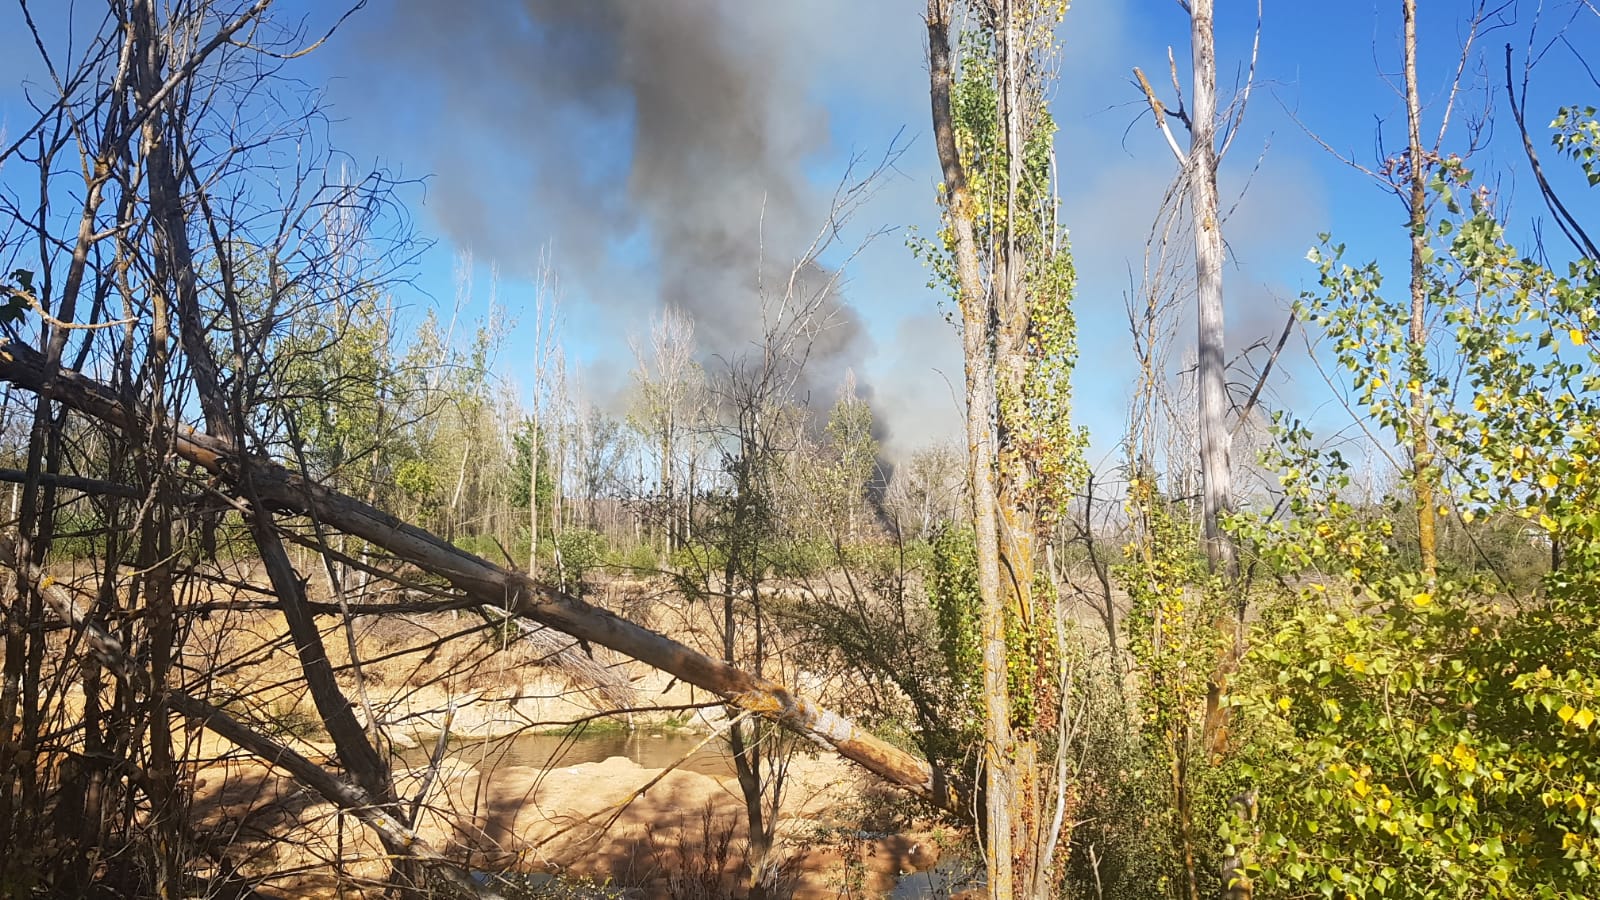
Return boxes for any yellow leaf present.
[1539,472,1559,490]
[1512,445,1527,461]
[1412,591,1433,608]
[1278,696,1293,712]
[1575,708,1596,730]
[1571,328,1587,346]
[1558,704,1577,724]
[1462,509,1476,524]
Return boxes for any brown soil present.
[189,747,958,898]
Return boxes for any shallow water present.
[395,728,735,777]
[886,856,984,899]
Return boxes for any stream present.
[396,728,732,776]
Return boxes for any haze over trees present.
[0,2,1596,899]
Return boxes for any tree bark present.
[1190,0,1236,577]
[1403,0,1438,582]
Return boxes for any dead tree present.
[1132,0,1259,576]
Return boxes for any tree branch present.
[1133,66,1189,164]
[1504,43,1598,260]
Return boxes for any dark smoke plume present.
[360,0,874,404]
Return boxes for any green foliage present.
[1228,141,1600,898]
[272,277,403,485]
[765,537,833,580]
[553,528,607,597]
[803,385,881,541]
[1062,693,1181,900]
[451,532,510,564]
[606,542,661,572]
[920,523,1056,746]
[1109,476,1244,895]
[928,527,982,723]
[1552,106,1600,186]
[1001,569,1058,730]
[1234,581,1600,899]
[666,543,728,595]
[1,268,34,327]
[1013,248,1092,526]
[911,29,1090,526]
[782,533,983,789]
[510,420,558,530]
[1119,477,1229,743]
[1232,414,1395,583]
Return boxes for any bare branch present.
[1504,43,1599,260]
[1133,66,1189,164]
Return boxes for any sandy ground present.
[40,566,970,897]
[189,745,962,898]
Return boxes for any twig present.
[1229,305,1298,436]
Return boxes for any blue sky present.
[2,0,1595,472]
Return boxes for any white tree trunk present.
[1190,0,1236,575]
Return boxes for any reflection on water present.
[395,728,735,777]
[888,856,984,899]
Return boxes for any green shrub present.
[1232,581,1600,899]
[553,528,607,596]
[765,537,832,579]
[606,542,660,573]
[667,544,727,580]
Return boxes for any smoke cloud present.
[358,0,874,408]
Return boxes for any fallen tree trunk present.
[0,338,941,804]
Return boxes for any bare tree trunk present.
[449,440,471,542]
[927,4,1015,896]
[1190,0,1236,577]
[1403,0,1438,582]
[529,417,541,575]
